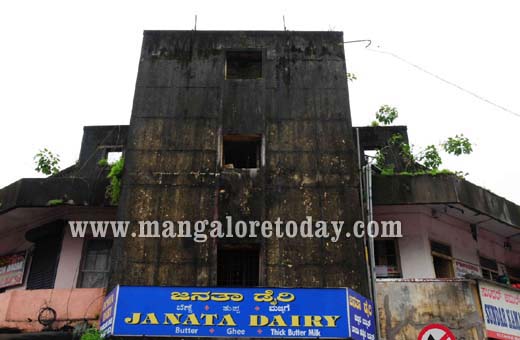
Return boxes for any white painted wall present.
[375,205,520,279]
[54,228,84,288]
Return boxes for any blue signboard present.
[100,286,375,339]
[346,288,376,340]
[99,285,119,336]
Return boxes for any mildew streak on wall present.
[377,280,484,340]
[110,31,368,296]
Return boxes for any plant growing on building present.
[442,134,473,156]
[375,105,398,125]
[97,158,109,167]
[417,145,442,170]
[375,133,472,176]
[372,107,472,176]
[33,148,61,175]
[346,72,357,82]
[80,327,103,340]
[105,157,124,205]
[47,199,64,206]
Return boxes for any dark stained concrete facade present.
[110,31,369,295]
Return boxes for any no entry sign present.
[417,324,456,340]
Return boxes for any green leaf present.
[375,105,398,125]
[106,157,125,205]
[442,134,473,156]
[33,148,61,175]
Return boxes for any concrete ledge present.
[373,174,520,228]
[353,125,409,150]
[0,177,109,214]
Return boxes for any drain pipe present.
[356,128,366,226]
[356,129,380,339]
[364,163,381,340]
[356,128,373,301]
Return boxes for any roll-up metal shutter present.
[26,222,64,290]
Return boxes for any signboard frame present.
[453,259,481,278]
[478,279,520,340]
[0,251,28,289]
[100,286,375,340]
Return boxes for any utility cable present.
[367,46,520,119]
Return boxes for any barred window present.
[480,256,499,281]
[217,245,259,287]
[78,239,113,288]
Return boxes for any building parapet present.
[373,174,520,229]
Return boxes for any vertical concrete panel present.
[54,228,84,289]
[111,31,368,296]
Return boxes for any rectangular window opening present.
[433,255,454,278]
[374,239,401,278]
[431,240,452,257]
[507,266,520,284]
[107,151,123,164]
[78,238,113,288]
[103,146,123,164]
[217,245,260,287]
[364,150,378,160]
[430,240,453,278]
[225,51,262,79]
[223,134,261,169]
[480,256,499,280]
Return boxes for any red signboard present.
[0,251,27,289]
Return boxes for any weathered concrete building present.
[371,175,520,340]
[0,30,519,340]
[0,126,127,335]
[356,127,520,340]
[109,31,369,293]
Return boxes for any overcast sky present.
[1,0,518,204]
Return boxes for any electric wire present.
[366,46,520,119]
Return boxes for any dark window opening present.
[433,255,454,278]
[507,266,520,284]
[217,245,259,287]
[225,51,262,79]
[431,241,452,257]
[26,228,63,290]
[223,134,261,169]
[374,239,401,278]
[431,240,453,278]
[480,256,499,281]
[482,268,499,281]
[479,256,498,271]
[78,239,113,288]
